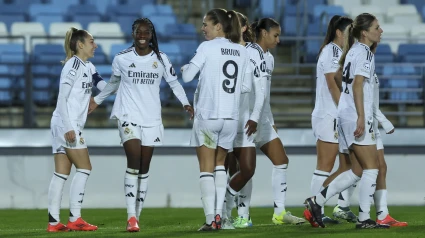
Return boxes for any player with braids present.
[47,27,102,232]
[89,17,193,232]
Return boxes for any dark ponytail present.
[318,16,353,58]
[251,18,279,42]
[205,8,241,43]
[237,12,255,42]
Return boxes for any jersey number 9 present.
[222,60,238,94]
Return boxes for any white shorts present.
[233,130,256,148]
[51,116,87,154]
[254,121,279,148]
[312,115,338,143]
[338,116,376,153]
[117,120,164,146]
[376,129,383,150]
[190,118,238,150]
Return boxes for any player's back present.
[193,37,250,120]
[313,43,342,118]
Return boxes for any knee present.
[378,160,387,175]
[241,166,255,181]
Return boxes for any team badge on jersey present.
[152,62,158,69]
[79,137,85,145]
[68,69,76,77]
[124,127,132,135]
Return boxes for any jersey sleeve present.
[60,61,80,86]
[111,55,122,77]
[161,53,178,83]
[322,48,340,74]
[88,62,106,90]
[354,50,372,79]
[248,49,267,122]
[189,42,206,69]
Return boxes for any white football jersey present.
[52,56,95,125]
[338,42,375,120]
[110,47,181,126]
[246,43,274,125]
[312,43,342,118]
[190,37,251,120]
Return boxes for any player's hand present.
[180,64,189,73]
[88,97,98,114]
[245,120,257,136]
[272,125,278,132]
[354,116,365,138]
[387,128,394,134]
[184,105,194,120]
[64,130,76,143]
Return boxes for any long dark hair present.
[339,13,377,67]
[131,17,165,68]
[251,18,280,42]
[237,12,255,42]
[317,15,349,57]
[205,8,241,43]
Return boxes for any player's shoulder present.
[247,43,264,60]
[351,43,372,58]
[63,56,85,71]
[115,46,134,58]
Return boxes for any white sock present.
[358,169,378,222]
[124,168,139,220]
[316,170,360,207]
[223,175,233,219]
[311,170,329,215]
[237,178,252,219]
[200,172,215,224]
[214,166,227,218]
[338,182,357,208]
[136,173,149,221]
[374,189,389,220]
[272,164,287,215]
[48,172,68,225]
[69,169,90,222]
[225,185,237,219]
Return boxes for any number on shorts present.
[368,120,373,133]
[342,62,353,94]
[222,60,239,94]
[121,121,129,127]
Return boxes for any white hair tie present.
[228,14,231,18]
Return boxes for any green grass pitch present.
[0,206,424,237]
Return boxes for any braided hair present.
[131,18,165,68]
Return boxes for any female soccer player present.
[304,13,389,229]
[89,18,193,232]
[181,8,252,231]
[242,18,305,225]
[310,15,357,224]
[47,27,101,232]
[370,44,407,227]
[223,12,258,230]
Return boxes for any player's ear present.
[215,23,222,32]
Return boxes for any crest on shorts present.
[124,127,132,135]
[334,132,339,140]
[79,137,85,145]
[371,132,375,141]
[152,61,158,69]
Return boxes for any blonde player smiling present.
[47,27,101,232]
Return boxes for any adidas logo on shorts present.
[154,137,160,142]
